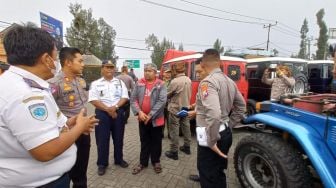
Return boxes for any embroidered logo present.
[201,83,209,99]
[29,103,48,121]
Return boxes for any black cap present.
[102,60,115,67]
[0,62,9,70]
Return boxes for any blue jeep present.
[234,96,336,188]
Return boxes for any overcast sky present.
[0,0,335,66]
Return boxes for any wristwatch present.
[115,104,119,110]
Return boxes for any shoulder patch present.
[23,96,44,103]
[201,83,209,99]
[29,103,48,121]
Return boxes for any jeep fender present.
[245,112,336,188]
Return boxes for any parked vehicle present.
[246,57,309,115]
[308,60,333,93]
[235,94,336,188]
[161,53,248,103]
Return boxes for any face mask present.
[47,56,61,76]
[52,60,62,76]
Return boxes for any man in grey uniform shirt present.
[49,47,90,188]
[117,65,135,124]
[196,49,246,188]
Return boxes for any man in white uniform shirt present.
[89,60,129,176]
[0,25,98,187]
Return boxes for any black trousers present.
[69,134,91,188]
[123,101,131,123]
[95,109,125,166]
[197,128,232,188]
[139,122,163,166]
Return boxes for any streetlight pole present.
[264,22,278,51]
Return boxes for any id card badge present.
[196,127,208,147]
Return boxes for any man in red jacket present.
[130,63,167,175]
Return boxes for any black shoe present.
[115,160,129,168]
[189,174,200,182]
[179,145,191,155]
[165,151,178,160]
[98,166,106,176]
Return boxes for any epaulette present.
[23,78,45,90]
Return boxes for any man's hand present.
[138,111,149,122]
[264,68,269,75]
[144,114,152,124]
[188,110,196,119]
[66,115,77,128]
[106,106,117,117]
[210,143,227,158]
[76,109,99,134]
[111,111,118,119]
[276,70,284,77]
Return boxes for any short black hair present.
[3,24,56,66]
[195,58,202,65]
[202,49,220,63]
[59,47,82,66]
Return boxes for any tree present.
[145,34,175,67]
[66,3,117,61]
[315,9,328,60]
[97,18,117,60]
[272,49,279,56]
[213,39,224,54]
[178,43,184,51]
[298,18,309,59]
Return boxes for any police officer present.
[0,25,98,187]
[196,49,246,188]
[117,65,135,124]
[89,60,129,176]
[49,47,90,188]
[165,61,192,160]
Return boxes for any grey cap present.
[144,63,157,71]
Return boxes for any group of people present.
[129,49,247,188]
[0,24,246,188]
[1,23,335,188]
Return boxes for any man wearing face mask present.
[0,25,99,187]
[49,47,90,188]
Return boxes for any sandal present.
[132,164,146,175]
[153,163,162,174]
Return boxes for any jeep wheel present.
[234,133,312,188]
[293,74,308,94]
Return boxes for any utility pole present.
[306,36,314,60]
[264,22,278,51]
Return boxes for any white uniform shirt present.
[88,77,129,106]
[0,66,76,187]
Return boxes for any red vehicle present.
[160,52,248,104]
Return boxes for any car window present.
[247,65,258,79]
[227,65,241,81]
[191,60,197,81]
[309,68,320,79]
[322,64,332,79]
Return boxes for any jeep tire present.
[293,73,308,94]
[234,133,312,188]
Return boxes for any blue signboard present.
[40,12,63,49]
